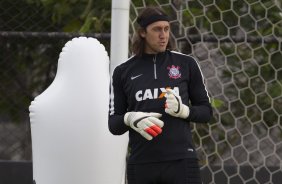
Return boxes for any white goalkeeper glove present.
[165,89,190,119]
[124,112,164,140]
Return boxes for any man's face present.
[141,21,170,54]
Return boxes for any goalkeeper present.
[108,6,212,184]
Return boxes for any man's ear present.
[139,29,146,38]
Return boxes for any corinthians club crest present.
[167,65,181,79]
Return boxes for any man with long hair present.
[109,6,212,184]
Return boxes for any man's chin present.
[158,48,167,52]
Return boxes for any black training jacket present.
[108,50,212,164]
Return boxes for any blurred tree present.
[0,0,112,123]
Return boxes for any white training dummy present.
[29,37,128,184]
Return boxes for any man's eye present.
[152,27,169,32]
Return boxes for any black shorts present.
[127,158,202,184]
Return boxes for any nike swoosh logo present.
[131,74,143,80]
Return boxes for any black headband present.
[137,14,169,28]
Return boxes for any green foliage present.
[211,98,224,108]
[187,1,203,16]
[182,10,194,27]
[0,0,112,123]
[26,0,111,33]
[215,0,231,11]
[0,38,64,122]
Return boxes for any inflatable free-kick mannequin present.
[29,37,128,184]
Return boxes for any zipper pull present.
[153,55,157,79]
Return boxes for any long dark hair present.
[131,6,175,57]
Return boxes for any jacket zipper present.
[153,55,157,79]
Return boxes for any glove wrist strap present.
[180,105,190,119]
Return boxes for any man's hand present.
[165,89,189,119]
[124,112,164,140]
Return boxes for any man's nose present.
[159,30,165,38]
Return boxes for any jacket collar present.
[141,50,168,60]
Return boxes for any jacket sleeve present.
[108,66,129,135]
[187,58,213,123]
